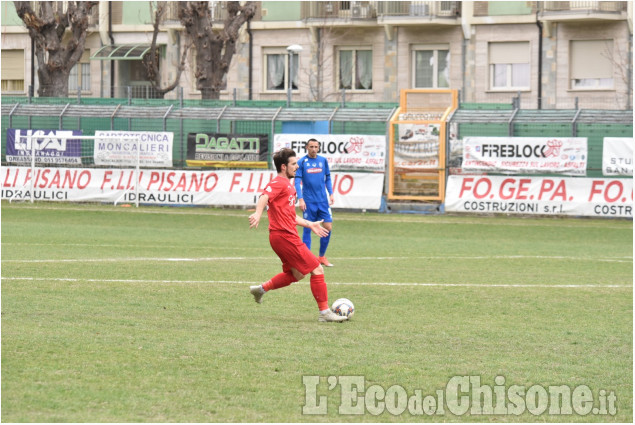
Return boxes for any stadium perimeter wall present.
[1,97,632,218]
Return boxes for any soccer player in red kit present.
[248,148,348,322]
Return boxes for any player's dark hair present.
[306,138,319,146]
[273,148,296,172]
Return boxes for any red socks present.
[262,272,329,312]
[310,274,329,311]
[262,271,296,292]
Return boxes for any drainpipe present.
[247,20,253,100]
[109,1,115,98]
[628,35,632,109]
[30,37,35,97]
[536,11,543,110]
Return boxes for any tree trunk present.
[14,1,97,98]
[179,1,256,100]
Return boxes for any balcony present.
[301,1,460,21]
[540,1,629,22]
[163,2,232,24]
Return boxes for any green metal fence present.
[2,96,632,178]
[450,106,633,178]
[1,97,396,168]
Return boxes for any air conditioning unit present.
[410,4,429,16]
[439,1,457,15]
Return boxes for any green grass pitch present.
[1,201,632,422]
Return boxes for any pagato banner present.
[603,137,633,176]
[394,123,440,170]
[273,134,385,172]
[445,175,632,218]
[6,129,83,165]
[186,133,269,168]
[94,130,173,167]
[463,137,587,175]
[1,166,384,210]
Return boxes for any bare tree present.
[143,2,190,98]
[178,1,256,99]
[305,26,357,102]
[14,1,97,97]
[601,40,633,108]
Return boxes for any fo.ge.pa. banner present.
[186,133,269,169]
[94,130,173,167]
[462,137,587,175]
[445,175,632,218]
[603,137,633,176]
[6,129,83,165]
[273,134,385,171]
[1,166,384,209]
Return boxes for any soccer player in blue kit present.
[295,138,335,267]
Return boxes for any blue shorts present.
[303,201,332,223]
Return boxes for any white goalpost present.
[8,133,143,207]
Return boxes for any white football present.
[331,298,355,318]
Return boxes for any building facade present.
[1,1,632,109]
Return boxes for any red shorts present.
[269,230,320,276]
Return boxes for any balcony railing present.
[164,2,229,23]
[301,1,460,20]
[543,1,628,13]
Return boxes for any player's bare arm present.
[249,194,269,229]
[296,216,329,238]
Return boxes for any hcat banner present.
[1,166,385,210]
[445,175,632,218]
[462,137,587,175]
[603,137,633,176]
[273,134,385,172]
[6,129,83,165]
[94,130,173,167]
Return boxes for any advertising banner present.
[6,129,83,165]
[445,175,632,218]
[462,137,587,175]
[94,130,173,167]
[1,166,384,210]
[394,123,440,170]
[273,134,385,172]
[603,137,633,176]
[186,133,269,168]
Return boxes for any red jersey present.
[262,176,298,235]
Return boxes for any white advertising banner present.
[463,137,587,175]
[445,175,632,218]
[94,130,173,167]
[603,137,633,176]
[395,123,441,170]
[273,134,385,171]
[1,167,385,210]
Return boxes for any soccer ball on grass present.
[331,298,355,318]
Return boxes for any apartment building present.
[1,1,632,109]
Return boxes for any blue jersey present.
[294,155,333,205]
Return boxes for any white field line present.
[2,203,631,230]
[1,276,630,289]
[2,242,265,250]
[2,255,632,264]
